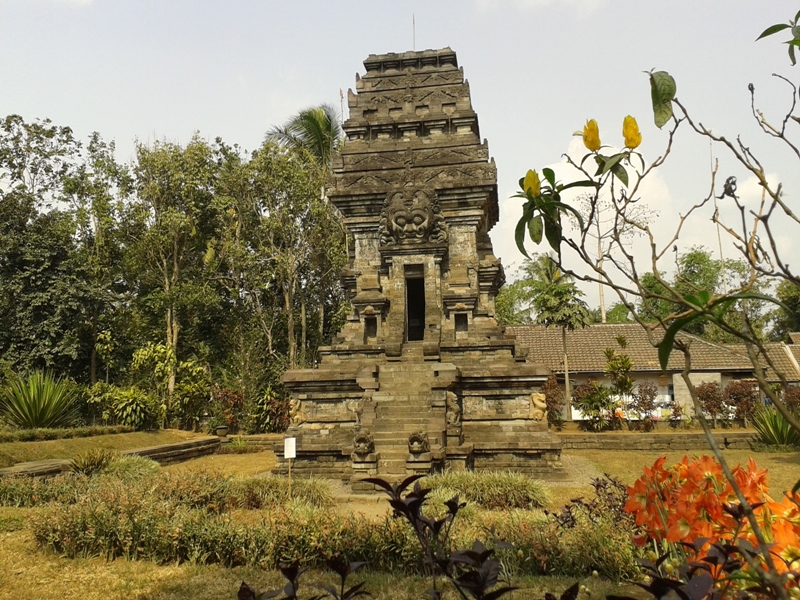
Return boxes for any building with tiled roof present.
[724,341,800,384]
[505,323,796,420]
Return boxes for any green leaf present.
[542,168,556,187]
[791,43,797,66]
[548,199,585,230]
[559,180,598,191]
[787,39,800,47]
[515,213,531,258]
[757,23,791,40]
[518,177,526,190]
[658,313,702,371]
[593,159,605,177]
[610,163,629,187]
[593,152,625,175]
[528,214,544,244]
[649,71,677,129]
[544,220,562,254]
[713,291,790,312]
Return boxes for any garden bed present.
[0,429,203,469]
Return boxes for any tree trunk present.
[597,222,606,323]
[319,301,325,340]
[300,294,307,366]
[563,326,573,421]
[89,313,98,386]
[285,284,296,368]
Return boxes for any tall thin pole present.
[563,326,573,421]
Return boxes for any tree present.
[526,254,591,420]
[125,136,220,405]
[63,133,131,384]
[770,279,800,341]
[247,142,344,367]
[0,115,92,377]
[606,302,632,323]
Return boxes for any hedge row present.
[0,425,135,444]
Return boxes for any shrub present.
[696,381,727,427]
[209,387,244,433]
[724,379,760,425]
[420,470,550,509]
[784,386,800,414]
[542,374,565,429]
[100,455,161,480]
[0,371,80,429]
[751,405,800,447]
[0,424,134,443]
[70,448,116,475]
[572,380,614,431]
[217,436,264,454]
[113,387,159,430]
[0,474,87,507]
[243,386,290,434]
[232,476,333,509]
[629,380,658,430]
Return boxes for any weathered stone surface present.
[274,48,563,486]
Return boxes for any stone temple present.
[274,48,563,488]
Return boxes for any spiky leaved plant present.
[752,406,800,447]
[0,371,79,429]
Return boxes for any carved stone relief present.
[378,188,448,245]
[408,431,430,454]
[353,431,375,455]
[446,391,461,425]
[529,392,547,421]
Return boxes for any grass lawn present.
[1,439,797,599]
[163,448,276,477]
[546,448,800,510]
[0,429,204,468]
[0,507,632,600]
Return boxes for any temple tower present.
[275,49,563,486]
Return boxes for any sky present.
[1,0,797,308]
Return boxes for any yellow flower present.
[622,115,642,149]
[583,119,601,152]
[523,169,541,196]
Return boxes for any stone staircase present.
[370,359,445,478]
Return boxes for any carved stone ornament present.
[289,398,304,426]
[408,430,430,454]
[529,392,547,421]
[353,431,375,455]
[446,391,461,425]
[379,188,448,245]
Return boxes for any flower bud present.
[622,115,642,149]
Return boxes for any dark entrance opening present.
[406,277,426,341]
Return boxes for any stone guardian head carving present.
[379,188,447,245]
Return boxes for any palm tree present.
[525,254,591,421]
[265,104,343,177]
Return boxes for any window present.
[455,313,468,333]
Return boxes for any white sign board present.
[284,437,296,459]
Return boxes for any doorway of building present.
[406,271,425,342]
